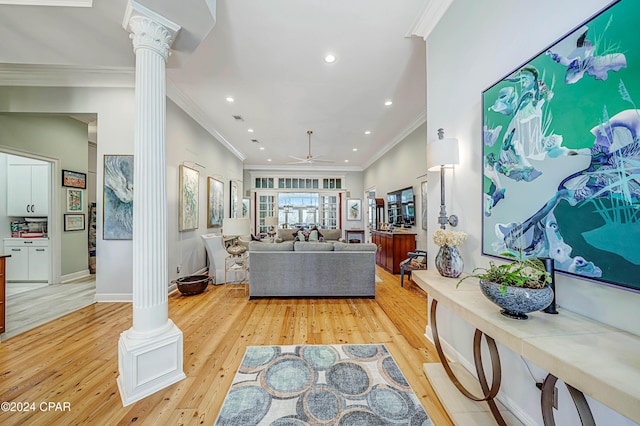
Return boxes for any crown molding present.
[406,0,453,40]
[166,78,246,162]
[0,0,91,6]
[363,110,426,170]
[0,63,134,87]
[243,163,363,173]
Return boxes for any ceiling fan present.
[288,130,334,164]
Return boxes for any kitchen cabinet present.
[6,155,50,217]
[371,230,416,274]
[3,238,49,282]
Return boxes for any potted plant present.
[458,253,554,320]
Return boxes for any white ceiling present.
[0,0,431,171]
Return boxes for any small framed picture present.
[67,188,83,212]
[64,213,85,231]
[62,169,87,189]
[347,199,362,221]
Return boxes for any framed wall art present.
[242,198,250,218]
[347,199,362,221]
[179,165,199,231]
[66,188,83,212]
[481,0,640,292]
[103,155,133,240]
[64,213,85,231]
[421,180,428,231]
[230,180,239,218]
[207,177,224,228]
[62,169,86,189]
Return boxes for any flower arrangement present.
[432,229,467,247]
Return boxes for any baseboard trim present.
[95,293,132,302]
[61,270,91,283]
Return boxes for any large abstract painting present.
[179,165,199,231]
[103,155,133,240]
[482,0,640,292]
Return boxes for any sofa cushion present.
[249,241,294,251]
[321,229,342,241]
[294,241,334,251]
[333,242,377,252]
[276,229,296,242]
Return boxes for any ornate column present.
[117,1,184,406]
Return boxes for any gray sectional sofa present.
[248,241,377,299]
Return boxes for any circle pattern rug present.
[215,344,432,425]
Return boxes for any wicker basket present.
[173,274,211,296]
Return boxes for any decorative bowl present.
[173,274,211,296]
[480,279,554,320]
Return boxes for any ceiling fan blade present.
[288,155,307,161]
[309,158,335,163]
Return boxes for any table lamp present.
[223,218,250,256]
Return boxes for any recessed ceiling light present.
[267,158,272,162]
[324,54,336,63]
[226,97,235,103]
[344,159,349,163]
[248,128,254,133]
[384,100,393,106]
[352,148,358,152]
[364,131,371,135]
[259,147,265,150]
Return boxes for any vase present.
[435,245,464,278]
[479,279,554,320]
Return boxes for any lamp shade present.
[427,137,460,171]
[223,218,250,236]
[264,216,278,228]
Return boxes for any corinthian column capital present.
[123,0,181,61]
[128,17,174,60]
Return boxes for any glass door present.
[257,192,276,234]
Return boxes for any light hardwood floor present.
[0,267,452,425]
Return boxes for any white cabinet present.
[6,155,50,217]
[3,239,50,282]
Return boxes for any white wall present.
[364,123,428,248]
[0,86,243,300]
[426,1,639,425]
[166,100,244,277]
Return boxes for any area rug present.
[214,344,431,425]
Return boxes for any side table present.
[224,255,249,284]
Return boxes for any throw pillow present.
[308,229,319,241]
[297,230,307,241]
[310,226,323,239]
[251,234,262,241]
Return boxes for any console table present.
[412,269,640,425]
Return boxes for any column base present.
[117,319,186,406]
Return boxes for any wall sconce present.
[427,128,460,229]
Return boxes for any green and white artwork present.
[482,0,640,292]
[179,165,199,231]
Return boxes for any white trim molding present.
[406,0,454,40]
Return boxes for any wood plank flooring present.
[0,266,452,425]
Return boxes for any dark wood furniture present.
[0,255,9,334]
[370,230,416,274]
